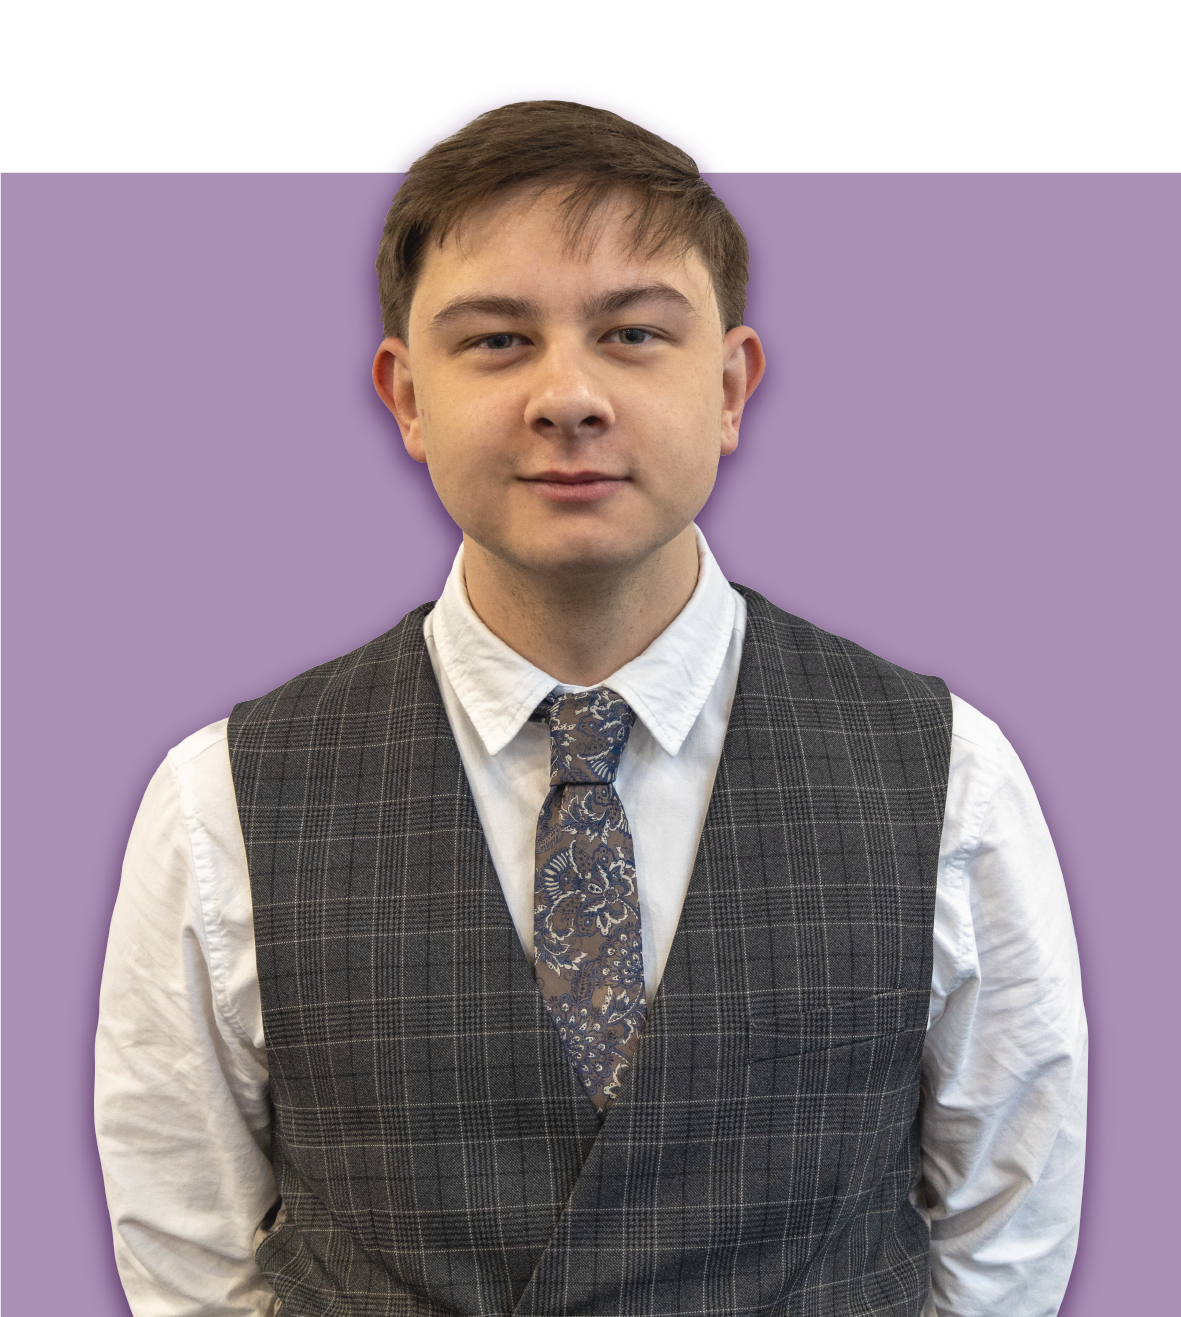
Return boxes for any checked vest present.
[228,588,952,1317]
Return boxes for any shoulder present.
[949,692,1006,758]
[130,718,232,832]
[228,602,437,729]
[732,585,950,707]
[167,716,231,771]
[159,718,244,849]
[947,693,1031,800]
[943,694,1042,865]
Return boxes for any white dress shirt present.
[95,529,1087,1317]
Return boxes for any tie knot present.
[540,688,636,784]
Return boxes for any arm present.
[95,722,279,1316]
[921,697,1087,1317]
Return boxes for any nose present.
[524,343,615,440]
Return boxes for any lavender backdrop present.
[3,174,1177,1313]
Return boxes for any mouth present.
[519,470,629,504]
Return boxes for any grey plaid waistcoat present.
[228,588,952,1317]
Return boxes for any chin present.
[473,524,631,576]
[510,528,657,579]
[466,507,690,582]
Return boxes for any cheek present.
[639,378,724,473]
[421,390,502,474]
[417,392,522,528]
[648,355,721,421]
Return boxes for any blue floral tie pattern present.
[533,688,647,1111]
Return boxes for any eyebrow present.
[580,283,697,320]
[429,282,697,331]
[430,295,540,328]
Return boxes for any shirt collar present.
[430,526,737,758]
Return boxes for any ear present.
[719,326,766,456]
[372,337,426,464]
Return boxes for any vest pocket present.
[731,989,928,1258]
[745,988,927,1065]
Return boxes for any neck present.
[461,527,700,686]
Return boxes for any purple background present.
[3,174,1178,1313]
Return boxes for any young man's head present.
[372,101,764,591]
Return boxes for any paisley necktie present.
[532,688,647,1111]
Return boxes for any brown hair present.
[376,101,749,340]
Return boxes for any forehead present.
[412,187,714,314]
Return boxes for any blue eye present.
[483,333,517,350]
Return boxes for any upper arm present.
[922,698,1087,1316]
[95,729,278,1316]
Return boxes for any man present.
[95,102,1086,1317]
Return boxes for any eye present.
[608,327,654,345]
[476,332,526,351]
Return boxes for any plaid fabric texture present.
[228,587,952,1317]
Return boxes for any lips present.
[520,471,628,503]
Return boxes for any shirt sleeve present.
[921,697,1087,1317]
[95,723,279,1317]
